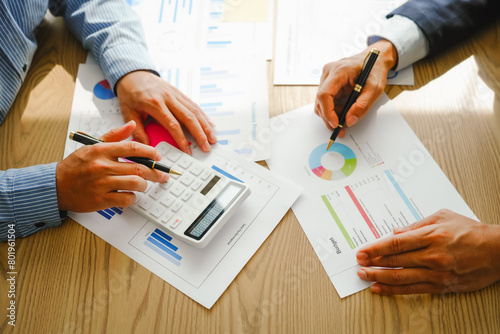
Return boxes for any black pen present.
[69,131,182,175]
[326,48,380,150]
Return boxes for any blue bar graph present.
[173,0,179,23]
[218,139,229,145]
[200,102,223,108]
[144,229,182,266]
[159,0,193,24]
[97,207,124,220]
[201,69,229,76]
[234,148,253,155]
[201,88,223,94]
[207,41,232,48]
[215,129,240,136]
[159,0,166,23]
[384,170,422,221]
[206,111,234,117]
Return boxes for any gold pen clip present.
[360,48,380,71]
[76,131,103,142]
[361,51,371,71]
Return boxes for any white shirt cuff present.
[367,15,429,71]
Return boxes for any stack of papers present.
[266,95,476,297]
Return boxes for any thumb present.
[100,120,136,142]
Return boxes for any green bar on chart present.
[321,195,356,249]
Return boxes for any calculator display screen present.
[185,183,244,240]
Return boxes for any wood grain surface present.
[1,12,499,334]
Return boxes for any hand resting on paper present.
[56,121,168,212]
[356,209,500,295]
[315,39,397,137]
[116,71,217,155]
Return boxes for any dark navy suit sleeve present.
[388,0,500,56]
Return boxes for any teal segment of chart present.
[93,80,115,100]
[309,143,357,180]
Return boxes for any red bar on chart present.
[345,186,381,239]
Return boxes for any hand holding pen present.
[326,48,379,149]
[315,40,398,142]
[56,121,170,212]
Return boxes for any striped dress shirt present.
[0,0,156,241]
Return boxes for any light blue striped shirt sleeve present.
[0,163,65,242]
[1,0,157,241]
[51,0,158,92]
[367,15,430,71]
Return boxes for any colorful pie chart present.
[309,143,357,180]
[93,80,115,100]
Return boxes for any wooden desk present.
[1,13,500,334]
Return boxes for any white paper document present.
[121,0,273,64]
[266,95,476,298]
[64,67,301,308]
[74,60,271,161]
[274,0,414,85]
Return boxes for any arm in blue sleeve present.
[49,0,158,92]
[388,0,500,56]
[0,163,66,241]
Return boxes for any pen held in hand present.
[326,48,380,150]
[69,131,181,175]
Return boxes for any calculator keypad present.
[131,142,223,231]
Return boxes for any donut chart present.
[93,80,115,100]
[309,143,357,180]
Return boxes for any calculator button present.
[137,197,154,211]
[200,170,212,180]
[150,204,165,218]
[160,180,173,189]
[191,193,209,210]
[191,180,203,191]
[167,150,182,162]
[157,143,171,155]
[181,191,192,201]
[149,186,165,200]
[180,174,194,186]
[144,182,153,193]
[160,212,173,225]
[134,192,143,202]
[189,164,203,176]
[169,172,181,180]
[171,201,183,212]
[170,184,185,197]
[170,217,182,229]
[178,156,192,169]
[160,195,175,207]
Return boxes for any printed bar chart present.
[143,228,183,266]
[97,207,123,220]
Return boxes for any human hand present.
[56,121,168,212]
[356,209,500,295]
[116,70,217,154]
[315,39,397,137]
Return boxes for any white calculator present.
[131,142,250,248]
